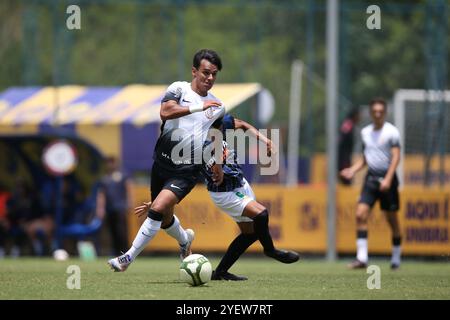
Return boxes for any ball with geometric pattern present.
[179,254,212,286]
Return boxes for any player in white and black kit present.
[340,98,402,270]
[108,49,225,271]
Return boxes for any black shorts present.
[150,162,199,203]
[358,173,400,211]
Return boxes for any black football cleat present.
[347,259,367,269]
[211,270,248,281]
[391,263,400,270]
[264,249,300,264]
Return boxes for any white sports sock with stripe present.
[125,217,162,260]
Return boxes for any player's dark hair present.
[193,49,222,71]
[369,97,387,111]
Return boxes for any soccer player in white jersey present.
[108,49,225,271]
[340,98,402,270]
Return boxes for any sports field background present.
[1,257,449,300]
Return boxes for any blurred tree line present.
[0,0,448,153]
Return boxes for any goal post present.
[393,89,450,186]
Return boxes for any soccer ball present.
[179,254,212,286]
[53,249,69,261]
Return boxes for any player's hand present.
[379,178,391,192]
[340,168,354,180]
[203,100,222,110]
[211,163,224,186]
[134,201,152,218]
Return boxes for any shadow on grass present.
[143,280,184,284]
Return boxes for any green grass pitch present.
[1,257,449,300]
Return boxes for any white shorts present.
[208,178,255,223]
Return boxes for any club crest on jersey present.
[204,107,215,119]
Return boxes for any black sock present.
[357,230,368,239]
[253,210,275,252]
[216,233,257,273]
[392,236,402,246]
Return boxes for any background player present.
[338,108,360,185]
[340,98,402,270]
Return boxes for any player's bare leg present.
[349,203,370,269]
[242,201,299,264]
[385,210,402,270]
[108,190,178,272]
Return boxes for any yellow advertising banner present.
[128,185,327,253]
[128,184,450,256]
[397,188,450,255]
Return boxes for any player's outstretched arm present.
[340,156,366,180]
[234,117,275,156]
[160,100,222,121]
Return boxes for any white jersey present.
[154,81,225,171]
[361,121,401,175]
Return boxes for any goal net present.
[393,89,450,187]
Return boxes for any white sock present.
[164,215,188,246]
[125,217,162,260]
[391,245,401,265]
[356,238,368,263]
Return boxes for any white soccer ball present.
[53,249,69,261]
[179,254,212,286]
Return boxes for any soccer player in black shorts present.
[108,49,225,271]
[340,98,402,270]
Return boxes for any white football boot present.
[179,229,195,261]
[108,253,132,272]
